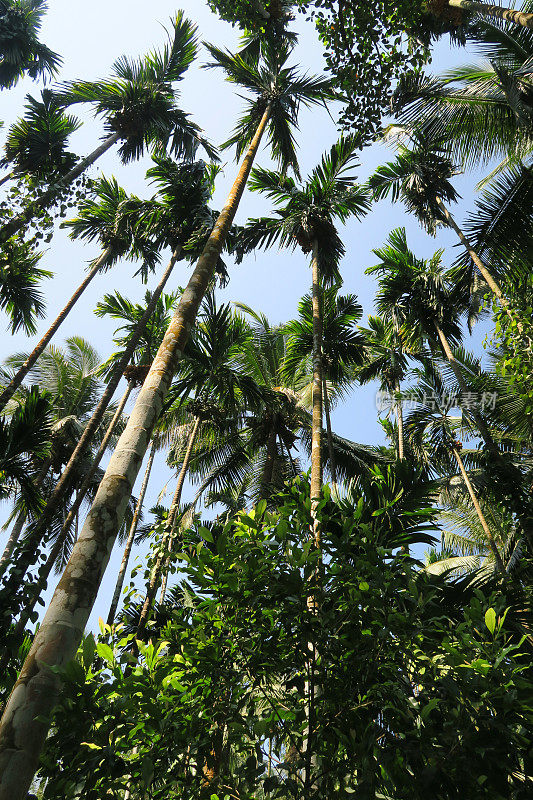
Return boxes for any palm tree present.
[0,237,50,335]
[0,12,213,243]
[358,316,419,462]
[369,128,509,305]
[0,90,80,186]
[0,39,332,789]
[0,0,60,89]
[0,176,159,413]
[241,137,371,542]
[283,288,365,483]
[404,361,506,573]
[444,1,533,30]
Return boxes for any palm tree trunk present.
[0,246,114,413]
[0,255,177,613]
[434,196,508,307]
[0,456,53,575]
[310,242,323,548]
[395,379,405,461]
[260,424,278,498]
[107,439,157,626]
[0,133,121,244]
[138,416,201,631]
[434,321,501,458]
[452,446,506,574]
[322,375,337,487]
[0,106,272,799]
[448,0,533,29]
[0,171,15,187]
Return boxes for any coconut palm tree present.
[0,0,60,89]
[0,38,332,790]
[404,361,506,574]
[283,288,366,483]
[0,12,213,243]
[0,90,80,186]
[369,128,509,305]
[240,137,371,541]
[0,236,50,335]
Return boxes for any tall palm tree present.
[404,361,506,573]
[0,176,159,412]
[283,288,365,483]
[0,90,80,186]
[444,1,533,30]
[0,12,213,243]
[0,237,50,335]
[369,129,509,305]
[0,0,60,89]
[0,41,333,792]
[241,137,371,542]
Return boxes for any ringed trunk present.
[107,438,157,626]
[310,242,323,548]
[0,105,272,800]
[260,424,278,499]
[447,0,533,29]
[322,375,337,487]
[0,246,114,413]
[452,446,506,574]
[395,380,405,461]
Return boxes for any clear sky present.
[0,1,492,629]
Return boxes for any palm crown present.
[0,0,60,89]
[58,13,216,164]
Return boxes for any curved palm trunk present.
[322,375,337,487]
[107,438,157,626]
[434,322,501,458]
[0,105,272,799]
[138,416,201,632]
[0,246,114,413]
[0,456,53,575]
[448,0,533,29]
[395,379,405,461]
[0,171,15,188]
[434,196,508,307]
[0,255,178,618]
[9,383,134,640]
[0,133,121,244]
[310,242,323,548]
[260,424,278,498]
[452,446,506,574]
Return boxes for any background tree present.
[0,0,60,89]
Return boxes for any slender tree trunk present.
[138,416,201,630]
[448,0,533,29]
[0,133,121,244]
[107,439,157,626]
[0,457,53,575]
[322,375,337,487]
[0,105,272,799]
[0,171,15,188]
[434,197,508,307]
[0,247,113,413]
[310,242,323,548]
[260,424,278,499]
[452,446,506,574]
[0,255,177,613]
[395,379,405,461]
[434,322,501,458]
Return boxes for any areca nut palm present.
[358,315,419,461]
[241,136,371,543]
[0,0,60,89]
[283,288,365,484]
[404,360,506,573]
[0,176,160,413]
[369,128,509,305]
[0,90,81,186]
[446,1,533,29]
[0,236,50,335]
[0,12,213,244]
[0,40,333,796]
[136,293,262,635]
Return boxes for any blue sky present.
[0,1,493,629]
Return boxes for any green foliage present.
[0,0,61,89]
